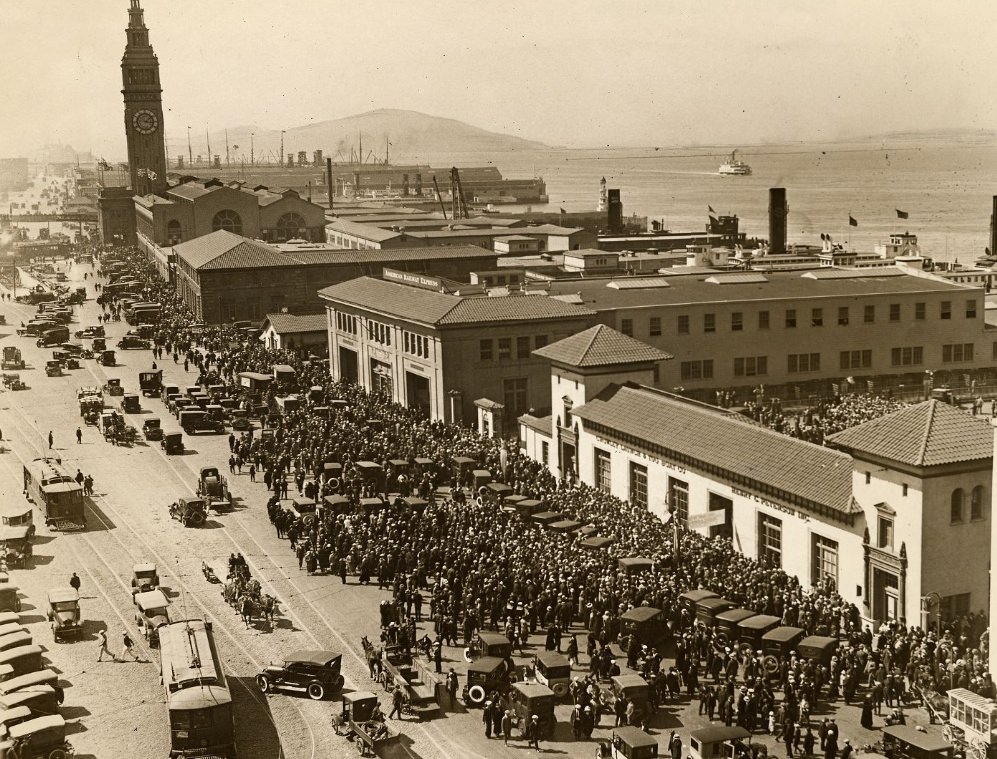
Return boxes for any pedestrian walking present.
[120,630,138,661]
[249,464,256,482]
[389,685,404,719]
[97,628,116,662]
[76,427,82,444]
[69,573,81,592]
[502,709,514,745]
[526,714,541,751]
[48,430,54,449]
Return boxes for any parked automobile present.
[161,431,184,455]
[46,588,81,641]
[130,563,160,595]
[168,497,206,527]
[116,335,151,350]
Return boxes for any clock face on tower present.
[132,109,158,135]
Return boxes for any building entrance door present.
[370,359,393,398]
[561,443,576,481]
[872,568,900,623]
[405,371,431,417]
[338,346,358,384]
[708,492,733,539]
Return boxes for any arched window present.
[166,219,182,245]
[275,212,306,242]
[971,486,984,520]
[212,209,242,235]
[950,488,964,523]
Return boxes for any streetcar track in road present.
[1,382,313,759]
[5,278,468,759]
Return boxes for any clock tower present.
[121,0,167,196]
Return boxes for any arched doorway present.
[275,212,306,242]
[212,209,243,235]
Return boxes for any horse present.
[240,595,255,629]
[259,595,278,629]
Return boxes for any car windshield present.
[52,601,77,611]
[136,571,155,579]
[144,606,167,616]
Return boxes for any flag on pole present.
[849,216,858,227]
[708,205,717,218]
[896,209,909,219]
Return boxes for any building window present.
[704,314,715,333]
[951,488,964,523]
[480,339,493,361]
[840,350,872,370]
[758,310,770,330]
[668,477,689,524]
[785,309,797,328]
[811,308,823,327]
[940,300,952,319]
[516,336,531,360]
[680,360,713,381]
[967,300,978,319]
[902,483,908,497]
[731,312,743,331]
[621,319,634,336]
[541,441,549,466]
[758,513,782,567]
[971,486,984,520]
[211,209,243,234]
[864,305,875,323]
[649,317,661,337]
[595,449,612,493]
[890,303,901,322]
[734,356,768,377]
[942,343,974,363]
[678,315,689,334]
[891,346,923,366]
[502,377,528,417]
[838,307,849,326]
[865,471,871,485]
[812,534,839,588]
[788,353,821,373]
[166,219,182,244]
[629,462,648,510]
[878,516,894,550]
[915,302,926,320]
[534,334,548,349]
[498,338,511,360]
[274,212,307,242]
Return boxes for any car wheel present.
[307,682,325,700]
[466,684,486,706]
[332,674,345,692]
[48,749,68,759]
[256,674,271,693]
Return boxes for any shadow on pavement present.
[230,676,282,759]
[60,704,92,721]
[83,498,115,532]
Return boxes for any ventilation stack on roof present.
[402,173,409,196]
[990,195,997,256]
[313,150,323,167]
[769,187,788,254]
[607,189,623,235]
[297,151,307,166]
[415,173,422,196]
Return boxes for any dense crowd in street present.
[92,243,992,742]
[740,395,909,446]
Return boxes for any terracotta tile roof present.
[573,383,855,520]
[319,276,594,327]
[173,230,297,271]
[533,325,673,367]
[262,313,327,334]
[826,399,992,467]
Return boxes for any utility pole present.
[359,132,363,165]
[280,130,285,168]
[326,157,334,210]
[186,126,193,167]
[206,126,212,167]
[250,133,255,166]
[385,136,389,166]
[225,130,230,167]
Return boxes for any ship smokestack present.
[402,173,409,196]
[415,173,423,196]
[769,187,788,254]
[607,189,623,235]
[990,195,997,257]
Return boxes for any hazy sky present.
[1,0,995,159]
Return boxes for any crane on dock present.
[449,167,470,220]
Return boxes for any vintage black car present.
[168,497,206,527]
[117,335,151,350]
[256,650,345,700]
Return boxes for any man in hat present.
[502,709,514,745]
[483,701,493,738]
[840,740,853,759]
[526,714,541,751]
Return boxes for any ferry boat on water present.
[719,150,752,176]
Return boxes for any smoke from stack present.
[769,188,788,254]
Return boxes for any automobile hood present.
[55,611,78,625]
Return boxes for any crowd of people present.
[92,244,993,743]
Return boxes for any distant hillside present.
[206,109,549,164]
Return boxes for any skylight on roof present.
[704,273,768,284]
[606,278,672,290]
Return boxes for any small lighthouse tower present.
[597,177,607,212]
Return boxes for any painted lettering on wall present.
[594,436,686,474]
[732,486,810,521]
[383,268,442,290]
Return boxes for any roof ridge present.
[579,325,604,363]
[916,400,937,466]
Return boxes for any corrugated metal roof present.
[573,383,855,518]
[533,325,673,367]
[826,399,992,467]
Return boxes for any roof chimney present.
[769,188,788,254]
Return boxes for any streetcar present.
[21,458,85,530]
[158,619,236,759]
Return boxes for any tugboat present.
[719,150,752,176]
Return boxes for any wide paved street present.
[0,258,941,759]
